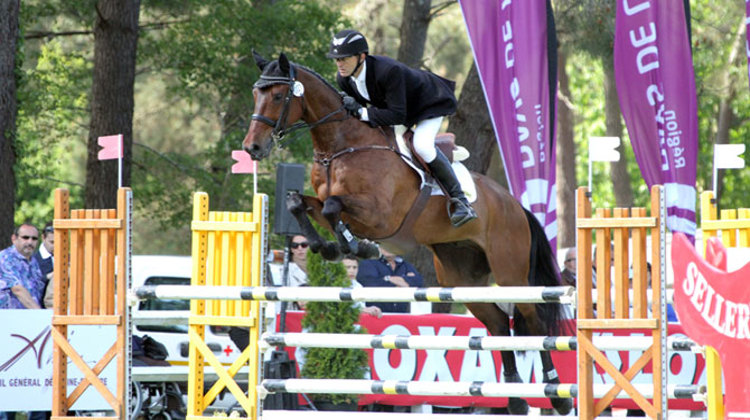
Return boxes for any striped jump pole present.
[260,332,698,353]
[133,285,575,304]
[259,379,704,400]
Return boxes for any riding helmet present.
[326,29,369,59]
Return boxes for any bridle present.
[251,63,347,148]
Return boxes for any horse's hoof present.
[544,372,573,415]
[507,397,529,415]
[501,370,528,414]
[285,192,305,216]
[355,240,380,259]
[319,241,342,261]
[551,397,573,415]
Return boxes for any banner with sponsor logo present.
[281,311,706,410]
[672,233,750,419]
[459,0,558,250]
[0,310,116,411]
[614,0,698,241]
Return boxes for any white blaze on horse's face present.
[243,84,289,160]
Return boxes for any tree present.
[300,250,368,405]
[84,0,141,208]
[603,62,633,208]
[556,48,576,247]
[0,0,20,247]
[397,0,431,67]
[556,0,634,208]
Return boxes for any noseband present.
[252,63,346,147]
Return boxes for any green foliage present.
[130,0,348,248]
[15,40,89,226]
[300,250,368,405]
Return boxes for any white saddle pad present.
[393,125,478,203]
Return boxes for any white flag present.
[589,136,621,162]
[714,144,746,169]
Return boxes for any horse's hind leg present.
[286,192,341,260]
[321,196,379,259]
[485,244,573,413]
[463,302,530,415]
[432,244,529,415]
[514,303,573,415]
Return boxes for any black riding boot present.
[427,149,477,227]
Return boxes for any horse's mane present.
[261,57,340,97]
[295,63,340,95]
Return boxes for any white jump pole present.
[260,332,697,353]
[259,379,703,400]
[134,285,576,304]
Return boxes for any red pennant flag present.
[231,150,255,174]
[97,135,123,160]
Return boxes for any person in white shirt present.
[342,257,382,318]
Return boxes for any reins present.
[252,62,416,197]
[251,65,349,149]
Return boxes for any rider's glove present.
[342,95,362,117]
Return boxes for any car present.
[131,255,244,366]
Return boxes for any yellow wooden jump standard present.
[576,185,666,420]
[51,188,132,420]
[187,191,268,420]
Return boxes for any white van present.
[131,255,243,366]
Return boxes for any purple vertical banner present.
[614,1,698,241]
[746,0,750,88]
[459,0,558,251]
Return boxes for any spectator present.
[288,235,309,310]
[356,248,422,313]
[0,223,46,420]
[33,223,54,308]
[560,247,576,287]
[0,223,44,309]
[342,256,382,318]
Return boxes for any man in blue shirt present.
[0,223,44,309]
[356,249,423,313]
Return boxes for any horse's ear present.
[278,53,290,74]
[253,49,268,71]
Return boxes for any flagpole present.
[118,134,123,189]
[253,161,258,197]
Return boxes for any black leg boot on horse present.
[286,192,342,261]
[427,149,477,227]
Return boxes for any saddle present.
[402,130,457,170]
[381,129,460,254]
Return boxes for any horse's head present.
[243,51,306,160]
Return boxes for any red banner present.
[672,233,750,419]
[279,312,705,409]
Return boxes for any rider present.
[326,29,477,228]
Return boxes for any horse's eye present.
[273,93,283,101]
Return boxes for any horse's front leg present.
[286,192,342,261]
[321,196,380,259]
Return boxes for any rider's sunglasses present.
[20,235,38,241]
[291,241,309,249]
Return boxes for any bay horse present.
[243,52,572,415]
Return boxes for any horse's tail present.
[513,208,570,337]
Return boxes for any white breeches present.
[412,117,443,163]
